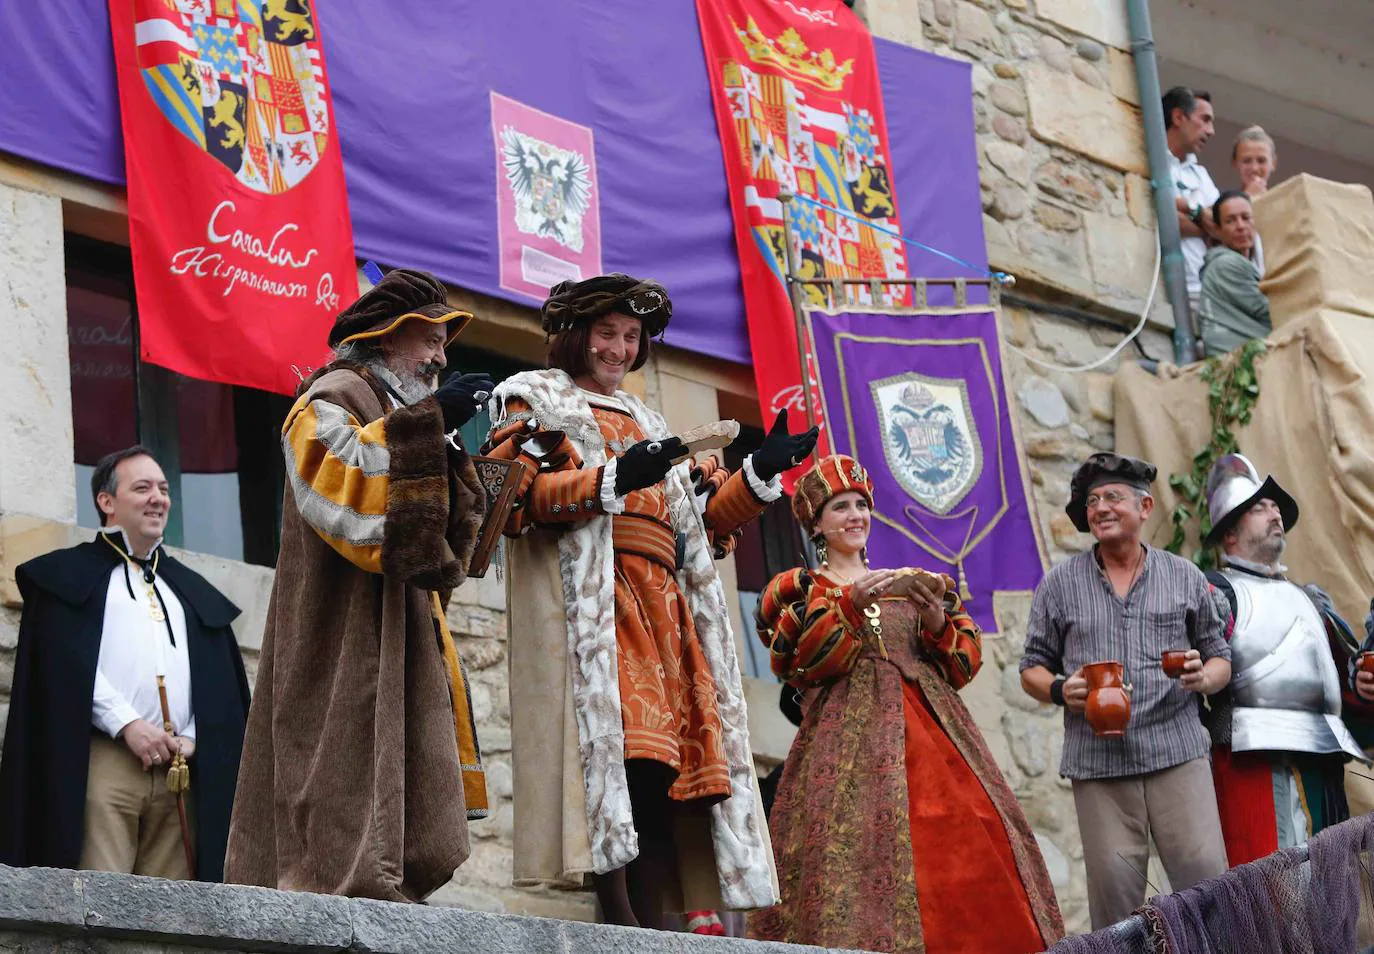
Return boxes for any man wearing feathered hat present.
[225,267,493,901]
[483,274,816,928]
[1200,453,1367,866]
[1020,452,1231,929]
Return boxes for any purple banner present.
[807,308,1046,634]
[0,1,985,365]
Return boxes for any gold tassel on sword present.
[156,674,195,877]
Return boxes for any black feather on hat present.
[328,267,473,348]
[540,273,672,338]
[1066,452,1157,532]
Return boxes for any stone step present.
[0,864,868,954]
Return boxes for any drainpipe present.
[1125,0,1197,364]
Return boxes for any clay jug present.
[1082,660,1130,738]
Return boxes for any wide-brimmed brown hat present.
[328,268,473,349]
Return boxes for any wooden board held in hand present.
[669,420,740,463]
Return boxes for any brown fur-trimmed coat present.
[225,362,484,901]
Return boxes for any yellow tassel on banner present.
[957,561,973,602]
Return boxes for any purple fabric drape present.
[1048,813,1374,953]
[0,1,985,364]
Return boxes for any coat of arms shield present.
[871,372,982,515]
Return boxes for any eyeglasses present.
[1086,491,1135,508]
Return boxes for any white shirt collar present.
[580,388,628,412]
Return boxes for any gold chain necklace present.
[824,565,889,660]
[102,533,165,622]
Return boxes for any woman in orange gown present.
[748,455,1064,953]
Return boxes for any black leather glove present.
[434,372,495,431]
[613,437,686,496]
[750,409,820,481]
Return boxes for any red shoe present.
[685,910,726,935]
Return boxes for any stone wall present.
[868,0,1168,325]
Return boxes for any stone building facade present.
[0,0,1179,939]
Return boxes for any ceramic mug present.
[1161,650,1190,679]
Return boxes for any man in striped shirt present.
[1019,453,1231,929]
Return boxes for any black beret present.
[540,273,671,338]
[1066,452,1157,532]
[328,268,471,348]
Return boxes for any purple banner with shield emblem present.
[806,308,1047,634]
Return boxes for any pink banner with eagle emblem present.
[109,0,356,395]
[696,0,909,480]
[491,91,602,301]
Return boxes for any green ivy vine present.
[1164,338,1267,568]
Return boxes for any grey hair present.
[333,339,385,365]
[1232,125,1276,161]
[333,341,435,406]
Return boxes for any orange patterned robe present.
[487,391,772,802]
[749,568,1064,953]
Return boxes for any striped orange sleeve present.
[919,588,983,690]
[484,398,610,530]
[756,569,867,687]
[281,393,393,573]
[704,469,768,537]
[524,467,606,523]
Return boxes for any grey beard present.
[363,358,435,406]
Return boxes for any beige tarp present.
[1254,174,1374,324]
[1115,309,1374,631]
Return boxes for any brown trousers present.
[79,735,194,879]
[1072,757,1228,930]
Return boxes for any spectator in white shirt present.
[0,446,249,881]
[1163,86,1219,326]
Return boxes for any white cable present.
[1003,230,1162,373]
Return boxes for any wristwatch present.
[1049,675,1067,707]
[1187,199,1203,224]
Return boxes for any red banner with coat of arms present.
[696,0,908,476]
[109,0,356,396]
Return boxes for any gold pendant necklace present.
[102,534,164,622]
[147,582,166,622]
[862,603,889,659]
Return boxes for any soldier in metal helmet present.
[1202,453,1368,867]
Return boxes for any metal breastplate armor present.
[1224,570,1365,760]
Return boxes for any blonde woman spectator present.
[1232,126,1277,198]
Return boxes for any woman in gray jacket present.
[1198,190,1270,357]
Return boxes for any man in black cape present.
[0,446,250,881]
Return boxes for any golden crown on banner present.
[732,16,855,92]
